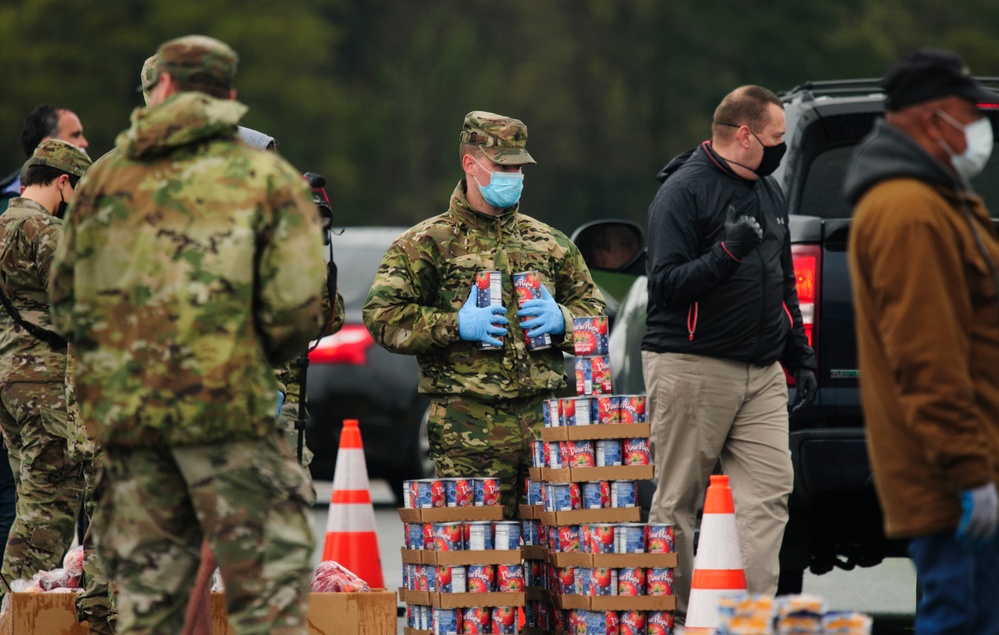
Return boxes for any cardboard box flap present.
[398,507,504,523]
[541,423,650,443]
[539,507,641,526]
[430,550,522,566]
[431,591,526,609]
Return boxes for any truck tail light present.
[786,244,821,386]
[308,324,376,365]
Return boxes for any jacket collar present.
[115,92,247,160]
[446,180,520,232]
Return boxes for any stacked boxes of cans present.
[519,316,677,635]
[399,477,526,635]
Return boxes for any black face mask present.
[55,190,68,219]
[750,130,787,177]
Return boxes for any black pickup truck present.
[572,78,999,592]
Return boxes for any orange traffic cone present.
[685,474,747,633]
[322,419,385,589]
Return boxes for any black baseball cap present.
[883,48,999,111]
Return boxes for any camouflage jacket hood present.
[116,92,247,160]
[363,181,606,401]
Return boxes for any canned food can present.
[587,523,615,554]
[590,355,613,395]
[569,481,582,510]
[537,602,551,630]
[424,564,438,591]
[575,567,592,595]
[491,607,518,635]
[647,610,675,635]
[647,524,676,553]
[595,396,621,424]
[595,438,623,466]
[575,356,593,395]
[433,522,464,551]
[404,563,417,590]
[547,441,563,469]
[589,568,617,596]
[466,564,496,593]
[416,479,446,508]
[545,482,573,512]
[433,608,461,635]
[444,478,474,507]
[556,525,581,552]
[464,521,494,551]
[623,438,651,465]
[513,271,553,351]
[581,481,607,510]
[405,522,424,549]
[573,316,609,356]
[646,568,675,596]
[561,396,593,425]
[418,606,432,631]
[494,521,521,550]
[475,271,504,350]
[521,519,540,546]
[460,607,490,634]
[525,560,543,586]
[610,480,638,508]
[567,440,595,468]
[531,439,546,468]
[474,477,501,507]
[423,523,435,550]
[437,565,467,593]
[527,479,543,505]
[557,566,576,595]
[579,609,619,635]
[402,480,414,508]
[496,564,525,592]
[615,522,647,553]
[620,610,647,635]
[619,395,647,423]
[524,601,538,628]
[618,567,646,596]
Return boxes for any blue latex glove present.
[458,290,508,347]
[276,391,285,417]
[956,482,999,550]
[517,285,565,338]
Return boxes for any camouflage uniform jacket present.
[363,181,606,401]
[48,92,327,448]
[0,197,66,384]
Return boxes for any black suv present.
[573,78,999,593]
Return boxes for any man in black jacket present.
[642,85,817,622]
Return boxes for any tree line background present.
[3,0,999,236]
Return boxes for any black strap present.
[0,283,66,351]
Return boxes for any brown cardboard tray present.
[398,506,505,523]
[541,423,650,442]
[539,507,641,526]
[430,591,526,608]
[553,593,676,611]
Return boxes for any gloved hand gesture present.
[790,369,817,414]
[517,285,566,338]
[458,290,508,347]
[956,482,999,550]
[723,204,763,260]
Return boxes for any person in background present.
[363,111,605,519]
[844,48,999,633]
[49,35,326,634]
[641,85,817,623]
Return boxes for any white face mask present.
[937,109,994,182]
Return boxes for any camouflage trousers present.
[78,451,115,635]
[0,380,85,587]
[95,436,315,635]
[427,393,548,519]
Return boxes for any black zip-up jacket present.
[642,141,816,373]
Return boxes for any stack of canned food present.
[536,608,675,635]
[401,477,502,509]
[409,604,520,635]
[542,391,647,426]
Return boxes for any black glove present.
[791,369,817,414]
[722,205,763,259]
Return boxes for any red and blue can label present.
[526,479,543,505]
[513,271,552,351]
[467,564,496,593]
[618,568,646,596]
[475,271,503,350]
[556,524,581,552]
[586,523,615,554]
[547,441,563,469]
[573,316,609,356]
[615,522,647,553]
[646,568,674,596]
[647,524,676,553]
[444,478,474,507]
[589,568,617,596]
[460,607,489,634]
[423,523,435,551]
[494,521,521,550]
[579,610,619,635]
[464,521,493,551]
[433,608,460,635]
[575,567,592,595]
[403,480,415,508]
[521,519,540,546]
[437,565,467,593]
[567,440,595,468]
[415,479,445,508]
[424,565,438,591]
[620,610,647,635]
[491,607,518,634]
[595,396,621,423]
[544,398,562,427]
[405,522,424,549]
[595,439,622,467]
[473,477,501,507]
[545,482,573,512]
[619,395,647,423]
[558,566,575,595]
[562,396,592,425]
[433,522,464,551]
[575,356,593,395]
[532,439,546,468]
[647,611,675,635]
[610,480,637,508]
[623,438,650,465]
[590,355,613,395]
[496,564,525,592]
[581,481,609,510]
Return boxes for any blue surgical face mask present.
[472,157,524,208]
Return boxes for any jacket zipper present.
[687,302,698,341]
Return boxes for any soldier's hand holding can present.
[458,290,508,347]
[517,284,565,337]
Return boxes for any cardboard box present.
[430,550,522,566]
[401,548,431,565]
[554,593,676,612]
[539,507,640,526]
[397,506,504,523]
[397,588,432,606]
[430,591,525,608]
[403,629,432,635]
[541,465,655,483]
[518,504,542,520]
[521,545,548,561]
[548,552,677,569]
[0,592,89,635]
[541,423,650,443]
[212,590,397,635]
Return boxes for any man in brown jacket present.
[844,48,999,633]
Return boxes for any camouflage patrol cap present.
[139,54,158,104]
[154,35,238,94]
[27,139,92,178]
[460,111,536,165]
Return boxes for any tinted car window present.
[329,229,402,321]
